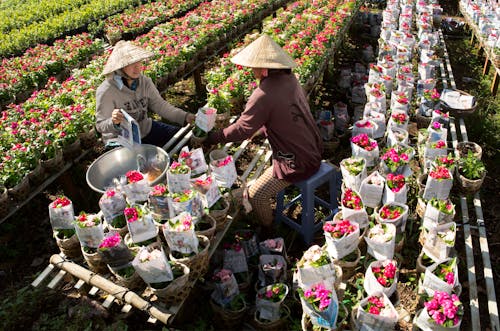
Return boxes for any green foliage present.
[458,150,486,179]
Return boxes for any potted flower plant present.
[255,283,289,322]
[423,198,455,228]
[422,222,456,261]
[99,188,127,235]
[148,183,170,222]
[168,189,197,218]
[350,133,379,167]
[323,219,360,260]
[383,173,407,204]
[414,291,463,330]
[167,161,192,193]
[388,112,409,131]
[341,189,368,228]
[257,255,287,287]
[355,292,398,329]
[455,150,486,194]
[375,202,409,235]
[428,121,447,142]
[162,211,199,255]
[359,171,385,208]
[121,170,150,204]
[423,165,453,200]
[74,211,106,272]
[124,204,158,246]
[298,283,339,329]
[421,257,461,295]
[364,259,399,297]
[295,245,338,289]
[380,147,410,175]
[340,157,367,192]
[49,196,80,258]
[365,222,396,261]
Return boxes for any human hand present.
[186,113,196,124]
[111,109,124,125]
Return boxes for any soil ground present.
[1,1,499,330]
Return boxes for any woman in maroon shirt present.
[206,35,323,237]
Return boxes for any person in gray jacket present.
[96,41,195,148]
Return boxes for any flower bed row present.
[0,0,142,57]
[99,0,204,45]
[205,0,358,114]
[0,0,283,190]
[0,34,104,107]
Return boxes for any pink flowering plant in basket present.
[74,211,104,252]
[386,174,406,193]
[98,232,134,267]
[298,283,339,329]
[342,188,364,210]
[414,291,463,329]
[49,195,75,238]
[100,188,127,229]
[380,147,410,173]
[351,134,378,151]
[324,219,360,259]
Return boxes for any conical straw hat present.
[231,34,297,69]
[102,41,154,75]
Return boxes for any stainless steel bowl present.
[86,144,170,194]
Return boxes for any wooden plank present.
[483,55,491,75]
[74,279,86,290]
[121,304,133,313]
[474,194,500,331]
[439,29,456,89]
[163,124,192,152]
[102,294,115,308]
[31,264,55,288]
[89,286,100,296]
[240,141,268,182]
[47,269,67,289]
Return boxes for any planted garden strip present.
[0,34,104,109]
[101,0,205,45]
[0,0,144,57]
[0,0,93,35]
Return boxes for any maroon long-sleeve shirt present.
[208,71,323,183]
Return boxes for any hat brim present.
[102,42,155,75]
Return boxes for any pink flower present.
[126,170,144,183]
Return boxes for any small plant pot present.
[455,169,486,195]
[253,304,290,331]
[7,175,31,202]
[62,138,82,161]
[40,150,64,174]
[195,214,217,243]
[0,187,9,218]
[210,198,230,231]
[457,141,482,160]
[55,233,82,259]
[334,247,361,281]
[210,296,247,330]
[149,262,191,306]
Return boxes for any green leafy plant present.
[458,150,486,179]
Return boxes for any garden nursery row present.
[1,0,498,330]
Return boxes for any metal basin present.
[86,144,170,194]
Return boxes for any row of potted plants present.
[0,0,143,57]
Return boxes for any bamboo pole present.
[49,254,172,325]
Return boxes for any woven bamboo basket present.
[169,235,210,281]
[210,199,230,231]
[252,304,290,331]
[7,175,31,202]
[62,138,82,161]
[108,262,144,290]
[195,214,217,243]
[55,233,82,259]
[455,169,486,195]
[81,248,107,273]
[456,141,482,160]
[441,89,477,118]
[210,296,247,330]
[0,187,10,218]
[40,150,64,174]
[28,162,47,186]
[149,262,191,306]
[415,113,432,129]
[334,247,361,281]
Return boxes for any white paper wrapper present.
[127,213,157,244]
[148,195,170,220]
[259,237,285,256]
[423,173,453,200]
[421,258,461,296]
[422,222,456,261]
[364,260,398,297]
[356,292,398,329]
[359,171,385,208]
[387,115,409,132]
[49,204,75,230]
[257,254,287,287]
[132,244,173,284]
[375,202,409,235]
[365,223,396,261]
[122,179,150,204]
[423,201,455,228]
[352,85,367,105]
[352,120,381,139]
[300,285,339,329]
[423,146,449,170]
[162,212,199,254]
[192,174,221,208]
[256,284,288,322]
[340,157,367,192]
[179,147,208,177]
[351,142,379,167]
[414,307,462,331]
[167,170,191,193]
[195,106,217,132]
[333,102,350,132]
[386,127,409,147]
[223,248,249,274]
[75,222,104,249]
[427,127,448,143]
[382,183,407,205]
[211,271,239,307]
[324,220,360,260]
[209,153,237,188]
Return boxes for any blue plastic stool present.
[275,161,340,245]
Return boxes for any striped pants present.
[248,167,291,227]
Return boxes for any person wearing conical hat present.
[96,41,195,148]
[205,34,323,238]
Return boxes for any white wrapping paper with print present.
[167,193,195,218]
[422,222,456,262]
[75,222,104,249]
[359,171,385,208]
[167,169,191,194]
[382,182,408,205]
[423,145,448,170]
[423,200,455,228]
[387,112,409,132]
[257,254,287,287]
[423,172,453,200]
[414,307,461,331]
[352,84,367,105]
[364,101,385,115]
[375,202,409,235]
[340,157,367,192]
[195,106,217,132]
[49,203,75,230]
[427,125,448,143]
[127,213,158,244]
[255,283,289,322]
[340,205,369,229]
[259,237,285,256]
[178,147,208,177]
[363,111,386,138]
[300,285,339,329]
[132,244,173,284]
[364,260,399,297]
[351,142,379,167]
[356,292,398,329]
[191,174,221,208]
[295,245,337,289]
[211,270,239,307]
[324,219,360,260]
[421,258,461,296]
[162,212,199,254]
[122,178,150,204]
[223,247,249,274]
[333,102,350,132]
[352,119,380,139]
[386,127,409,147]
[209,150,237,188]
[365,223,396,261]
